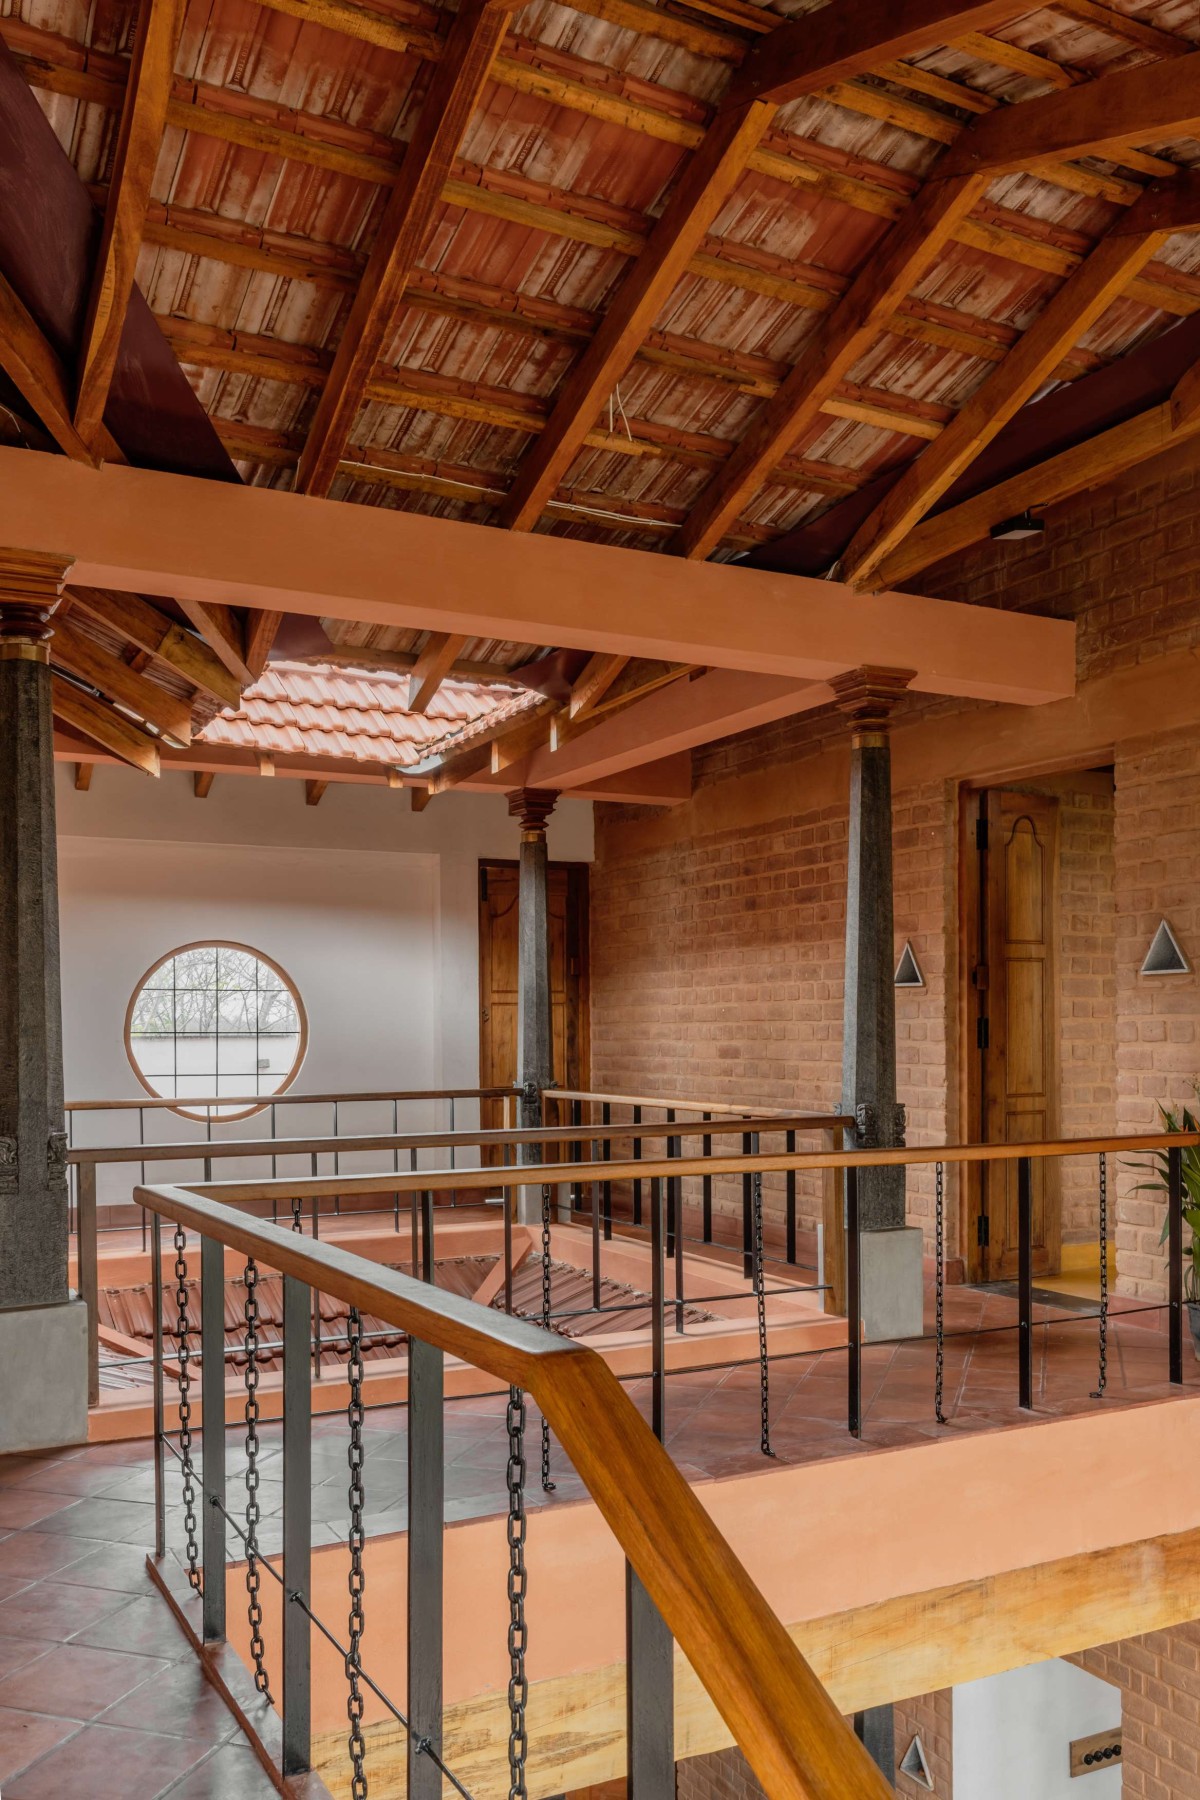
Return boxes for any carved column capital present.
[0,551,74,660]
[829,666,916,746]
[507,786,559,839]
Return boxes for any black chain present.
[539,1184,555,1493]
[506,1384,528,1800]
[291,1193,304,1233]
[346,1307,368,1799]
[751,1172,775,1458]
[934,1162,947,1424]
[173,1223,200,1590]
[243,1259,272,1701]
[1092,1152,1109,1399]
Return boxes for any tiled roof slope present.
[198,662,540,766]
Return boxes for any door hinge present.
[977,1016,990,1050]
[976,816,989,850]
[977,1214,990,1249]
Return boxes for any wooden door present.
[965,790,1061,1280]
[478,861,589,1151]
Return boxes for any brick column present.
[508,787,558,1222]
[831,666,923,1343]
[0,550,88,1452]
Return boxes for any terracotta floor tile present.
[0,1531,96,1580]
[0,1638,50,1683]
[52,1540,160,1593]
[157,1741,291,1798]
[0,1641,172,1719]
[73,1593,191,1660]
[5,1720,209,1799]
[95,1654,244,1741]
[0,1706,83,1782]
[0,1490,81,1531]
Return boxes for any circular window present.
[125,942,307,1120]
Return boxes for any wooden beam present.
[193,769,214,798]
[174,598,253,686]
[68,587,243,707]
[305,778,328,806]
[498,101,774,531]
[295,0,517,496]
[838,175,1200,589]
[74,0,186,442]
[726,0,1024,108]
[0,270,100,465]
[489,704,555,774]
[0,450,1076,705]
[410,784,432,812]
[407,631,469,713]
[938,46,1200,177]
[569,653,629,721]
[873,396,1200,587]
[244,609,284,680]
[73,761,93,791]
[676,174,986,561]
[51,677,160,775]
[316,643,516,684]
[428,697,557,793]
[50,616,194,741]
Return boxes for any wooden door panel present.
[478,862,589,1155]
[968,789,1061,1280]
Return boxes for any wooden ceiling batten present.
[569,653,629,721]
[50,615,195,742]
[174,599,254,686]
[73,0,186,444]
[839,173,1200,591]
[0,269,101,464]
[51,675,161,775]
[294,0,520,497]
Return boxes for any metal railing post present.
[785,1130,797,1266]
[282,1273,312,1776]
[78,1161,100,1408]
[151,1210,166,1559]
[602,1100,612,1242]
[200,1233,227,1644]
[1169,1144,1184,1385]
[629,1171,673,1800]
[847,1167,861,1439]
[1018,1156,1034,1411]
[632,1105,643,1225]
[408,1337,445,1800]
[741,1131,753,1280]
[650,1177,666,1442]
[702,1112,712,1244]
[421,1190,435,1283]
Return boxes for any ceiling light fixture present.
[990,510,1044,541]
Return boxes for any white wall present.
[953,1660,1121,1799]
[55,766,592,1190]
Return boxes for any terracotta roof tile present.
[198,661,540,768]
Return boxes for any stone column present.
[831,666,924,1342]
[0,550,88,1452]
[507,788,558,1223]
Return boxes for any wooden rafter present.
[873,383,1200,589]
[0,270,100,464]
[938,47,1200,178]
[407,632,468,714]
[51,614,194,742]
[295,0,518,496]
[174,599,254,686]
[68,587,242,707]
[305,779,329,806]
[74,762,93,791]
[244,610,284,680]
[676,174,986,560]
[315,642,514,683]
[725,0,1025,109]
[839,174,1200,590]
[427,697,556,793]
[498,101,774,530]
[52,676,161,775]
[569,653,629,721]
[74,0,186,442]
[194,770,215,798]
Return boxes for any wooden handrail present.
[66,1086,511,1113]
[181,1131,1200,1206]
[135,1181,890,1800]
[68,1113,838,1167]
[544,1086,851,1121]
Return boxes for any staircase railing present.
[137,1175,890,1800]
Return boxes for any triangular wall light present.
[899,1733,935,1789]
[895,941,925,988]
[1141,919,1190,977]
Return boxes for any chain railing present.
[138,1175,890,1800]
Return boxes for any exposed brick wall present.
[591,439,1200,1273]
[1114,728,1200,1303]
[1073,1622,1200,1798]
